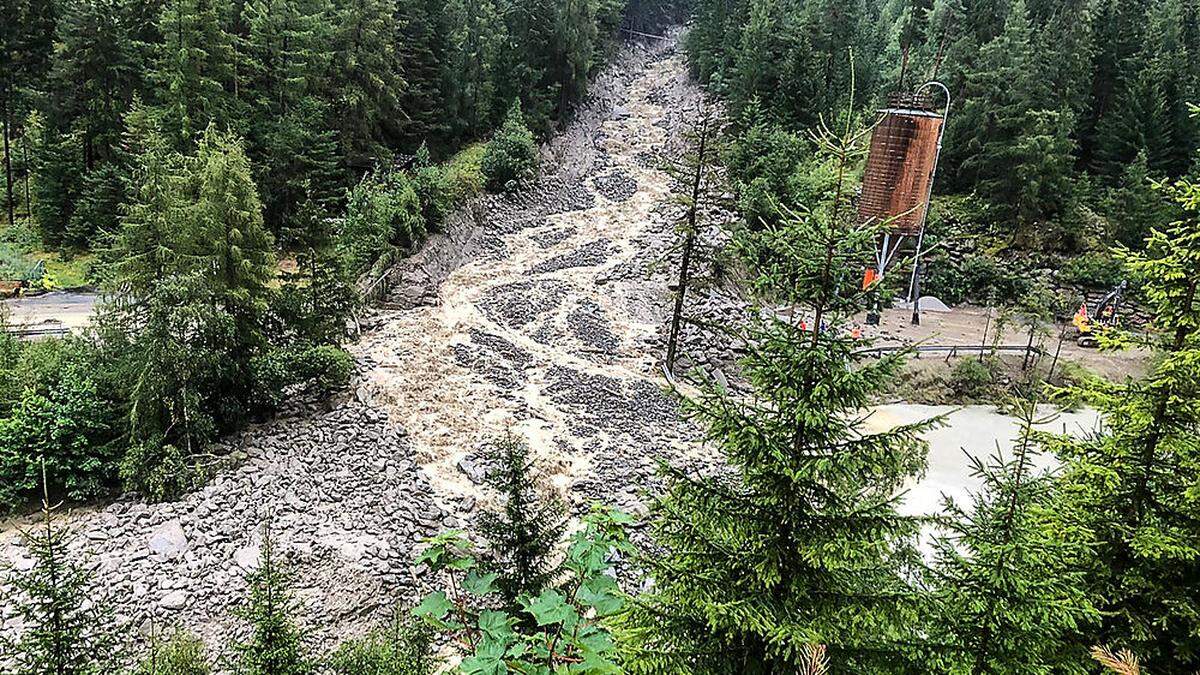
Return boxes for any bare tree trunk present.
[3,97,14,228]
[1046,324,1067,383]
[979,305,992,362]
[666,115,710,372]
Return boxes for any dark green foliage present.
[947,356,998,400]
[102,126,277,499]
[481,102,538,192]
[1,482,118,673]
[1058,250,1125,290]
[478,434,568,610]
[931,398,1098,673]
[152,0,237,148]
[326,612,438,675]
[722,107,813,230]
[0,357,119,508]
[250,345,353,409]
[411,144,453,232]
[925,253,1032,305]
[415,507,633,674]
[133,630,211,675]
[1102,151,1178,249]
[339,170,425,271]
[330,0,403,170]
[621,111,935,673]
[953,0,1076,237]
[233,528,313,675]
[1045,177,1200,670]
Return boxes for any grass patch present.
[38,251,95,289]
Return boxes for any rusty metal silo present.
[858,91,944,235]
[860,83,950,326]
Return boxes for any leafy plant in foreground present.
[415,506,633,674]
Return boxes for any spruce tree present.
[1,469,117,674]
[1102,151,1176,249]
[444,0,505,137]
[954,0,1076,238]
[930,396,1098,673]
[239,0,341,234]
[479,433,567,610]
[330,0,402,170]
[620,103,935,673]
[1047,175,1200,670]
[233,526,313,675]
[394,0,453,149]
[153,0,237,147]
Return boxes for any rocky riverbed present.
[1,32,718,664]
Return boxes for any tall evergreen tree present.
[0,0,55,227]
[330,0,402,170]
[1102,150,1177,249]
[233,526,313,675]
[1047,176,1200,671]
[479,434,567,611]
[952,0,1076,238]
[931,397,1098,673]
[394,0,453,149]
[153,0,237,147]
[444,0,505,138]
[620,107,934,673]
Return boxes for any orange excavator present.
[1073,281,1126,347]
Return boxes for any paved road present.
[3,291,98,334]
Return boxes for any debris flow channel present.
[0,35,708,658]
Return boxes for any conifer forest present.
[2,0,1200,671]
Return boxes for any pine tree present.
[330,0,402,170]
[1047,176,1200,671]
[0,0,55,228]
[479,433,567,610]
[190,125,275,325]
[620,103,935,673]
[47,0,138,171]
[28,111,82,249]
[233,526,313,675]
[238,0,341,234]
[480,101,537,192]
[1,468,117,674]
[1102,151,1176,249]
[394,0,452,149]
[153,0,237,147]
[954,0,1077,237]
[665,109,718,372]
[930,396,1098,673]
[444,0,505,137]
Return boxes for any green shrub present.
[925,253,1031,305]
[1058,251,1124,289]
[481,102,537,192]
[412,144,452,233]
[327,614,438,675]
[724,111,813,229]
[119,441,204,503]
[444,143,487,201]
[250,345,353,410]
[132,630,210,674]
[948,357,998,401]
[0,241,33,280]
[340,172,424,272]
[0,359,120,509]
